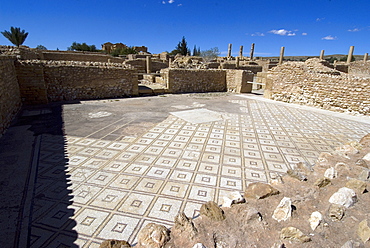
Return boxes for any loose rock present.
[314,177,331,188]
[357,220,370,243]
[329,187,357,208]
[345,178,367,194]
[137,223,170,248]
[309,211,322,231]
[272,197,292,222]
[324,167,337,179]
[355,159,368,168]
[99,240,131,248]
[287,168,307,181]
[244,182,280,199]
[174,212,198,239]
[200,201,225,221]
[280,227,311,243]
[328,204,345,221]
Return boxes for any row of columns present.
[227,43,255,60]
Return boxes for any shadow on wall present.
[0,103,79,247]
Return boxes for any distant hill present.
[257,54,365,62]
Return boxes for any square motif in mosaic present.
[245,168,267,182]
[198,163,220,174]
[39,181,72,200]
[243,143,259,151]
[181,150,201,160]
[134,154,157,164]
[134,178,164,193]
[220,177,242,190]
[222,155,242,166]
[29,227,55,248]
[94,149,120,159]
[162,148,183,158]
[91,140,112,148]
[126,144,147,153]
[209,133,223,139]
[243,150,262,159]
[154,157,177,167]
[194,174,217,186]
[146,167,171,179]
[188,186,215,202]
[67,167,96,183]
[291,143,314,151]
[261,145,279,153]
[263,152,285,162]
[287,132,305,138]
[168,141,187,149]
[72,184,103,205]
[148,197,183,221]
[89,171,116,186]
[73,208,110,236]
[104,161,129,172]
[142,132,160,139]
[106,142,129,150]
[169,170,194,182]
[77,147,102,157]
[90,188,127,210]
[313,144,332,152]
[190,137,206,144]
[164,128,179,135]
[175,160,198,171]
[137,138,154,145]
[161,181,189,198]
[223,147,241,156]
[201,152,221,164]
[275,141,296,148]
[36,202,74,228]
[259,139,276,145]
[173,135,191,143]
[265,161,289,173]
[284,155,306,163]
[221,166,242,178]
[194,131,208,138]
[97,214,140,241]
[301,150,320,158]
[157,134,174,142]
[149,127,165,133]
[143,146,164,156]
[46,234,87,248]
[204,145,222,153]
[66,136,81,144]
[280,147,301,155]
[119,136,137,143]
[225,140,240,148]
[82,158,107,169]
[115,152,138,162]
[109,175,140,190]
[68,155,89,166]
[118,193,154,215]
[66,145,85,155]
[186,143,204,152]
[75,138,97,146]
[152,140,169,147]
[124,164,149,175]
[183,202,202,218]
[207,138,223,146]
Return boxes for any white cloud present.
[251,32,265,37]
[168,0,175,3]
[162,1,166,4]
[322,35,337,40]
[177,3,182,6]
[269,29,296,36]
[302,32,308,36]
[316,17,325,22]
[348,28,360,32]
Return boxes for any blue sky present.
[1,0,369,56]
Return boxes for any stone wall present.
[226,70,254,93]
[0,56,21,136]
[263,58,370,115]
[15,60,138,103]
[162,68,227,93]
[349,61,370,76]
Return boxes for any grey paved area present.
[1,93,370,247]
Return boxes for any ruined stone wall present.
[0,56,21,136]
[263,59,370,115]
[226,70,254,93]
[349,61,370,76]
[162,68,226,93]
[15,60,138,103]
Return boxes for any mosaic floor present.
[25,95,370,247]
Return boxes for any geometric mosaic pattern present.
[29,96,370,247]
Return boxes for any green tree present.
[110,46,138,57]
[1,27,28,47]
[193,45,201,56]
[171,36,190,56]
[67,42,98,52]
[36,45,47,50]
[339,55,355,62]
[200,47,220,62]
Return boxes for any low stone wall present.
[0,56,21,135]
[226,70,254,93]
[349,61,370,76]
[162,68,227,93]
[15,60,138,103]
[263,58,370,115]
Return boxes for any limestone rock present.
[328,204,345,221]
[363,153,370,162]
[309,211,322,231]
[317,152,334,167]
[174,212,198,239]
[221,191,245,207]
[272,197,292,222]
[346,178,367,194]
[341,240,361,248]
[280,227,311,243]
[137,223,170,248]
[287,169,307,181]
[314,177,331,188]
[329,187,357,208]
[357,220,370,243]
[192,243,207,248]
[355,159,368,168]
[324,167,337,179]
[99,240,131,248]
[246,207,262,223]
[359,169,370,181]
[200,201,225,221]
[244,182,279,199]
[360,133,370,147]
[334,144,359,159]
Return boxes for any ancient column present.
[236,56,240,68]
[320,50,325,60]
[279,47,285,65]
[227,43,232,59]
[250,43,255,60]
[347,46,354,64]
[239,46,243,58]
[146,55,152,73]
[364,53,368,62]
